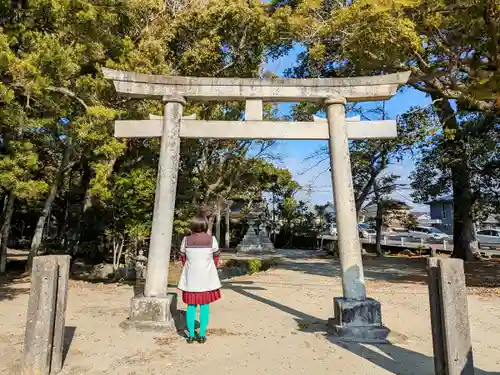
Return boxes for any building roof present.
[411,211,430,218]
[483,215,500,224]
[427,195,453,204]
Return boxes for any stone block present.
[50,255,70,374]
[333,297,382,326]
[22,257,58,375]
[329,297,390,343]
[437,258,475,375]
[120,293,177,332]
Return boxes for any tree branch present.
[46,86,88,112]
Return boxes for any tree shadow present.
[224,280,499,375]
[173,308,200,339]
[277,252,500,289]
[0,284,30,301]
[0,260,31,301]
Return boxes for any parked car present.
[477,229,500,249]
[358,223,376,239]
[409,226,450,241]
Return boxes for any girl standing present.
[178,214,222,343]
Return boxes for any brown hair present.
[189,214,208,233]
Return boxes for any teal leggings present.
[186,304,210,338]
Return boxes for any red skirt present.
[182,289,221,305]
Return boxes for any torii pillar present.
[325,97,387,341]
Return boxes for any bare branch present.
[46,86,88,112]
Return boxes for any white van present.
[409,226,450,241]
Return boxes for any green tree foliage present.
[411,112,500,224]
[272,0,500,260]
[0,0,295,271]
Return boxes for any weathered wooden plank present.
[22,257,58,375]
[437,258,475,375]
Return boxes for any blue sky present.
[265,47,431,212]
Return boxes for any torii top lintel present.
[102,68,411,103]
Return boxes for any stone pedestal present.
[328,297,390,343]
[258,226,275,252]
[237,222,263,253]
[120,293,177,332]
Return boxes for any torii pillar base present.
[328,297,390,343]
[120,294,178,332]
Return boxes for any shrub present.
[247,259,262,274]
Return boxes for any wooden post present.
[22,255,70,375]
[22,257,58,375]
[426,258,475,375]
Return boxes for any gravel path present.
[1,250,499,375]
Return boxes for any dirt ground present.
[1,250,500,375]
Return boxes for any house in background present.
[411,211,442,227]
[428,195,500,234]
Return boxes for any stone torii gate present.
[103,68,410,341]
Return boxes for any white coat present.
[177,235,222,292]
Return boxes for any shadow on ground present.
[0,260,31,301]
[278,251,500,289]
[63,326,77,365]
[225,280,499,375]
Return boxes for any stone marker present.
[22,257,58,375]
[50,255,71,374]
[102,68,410,338]
[427,258,475,375]
[22,255,70,375]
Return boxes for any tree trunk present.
[207,215,215,235]
[374,202,384,257]
[57,194,69,248]
[215,201,222,244]
[224,200,231,248]
[57,171,73,248]
[69,160,91,256]
[112,237,125,275]
[432,97,479,261]
[27,140,72,271]
[0,192,15,274]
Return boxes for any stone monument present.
[236,212,263,253]
[258,223,275,252]
[103,67,410,340]
[134,249,148,282]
